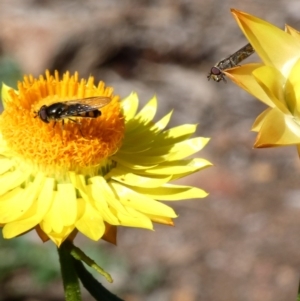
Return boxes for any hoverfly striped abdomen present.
[79,110,101,118]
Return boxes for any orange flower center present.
[0,71,125,176]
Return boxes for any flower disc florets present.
[0,70,124,176]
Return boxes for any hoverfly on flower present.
[207,43,255,82]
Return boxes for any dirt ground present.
[1,1,300,300]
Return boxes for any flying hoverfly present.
[35,96,112,135]
[207,43,255,82]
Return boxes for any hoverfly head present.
[36,105,50,123]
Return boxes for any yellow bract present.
[225,9,300,152]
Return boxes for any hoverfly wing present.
[57,96,112,119]
[63,96,112,111]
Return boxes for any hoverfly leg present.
[68,118,84,137]
[61,120,65,144]
[229,57,237,67]
[229,57,241,68]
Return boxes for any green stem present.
[73,258,125,301]
[58,241,82,301]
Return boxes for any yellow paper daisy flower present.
[0,70,211,246]
[225,9,300,152]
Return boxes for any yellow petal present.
[4,177,55,237]
[151,137,210,160]
[117,207,153,229]
[121,127,154,148]
[134,95,157,124]
[125,96,157,133]
[139,158,212,176]
[47,226,75,246]
[145,214,174,225]
[254,107,300,147]
[41,181,78,235]
[225,64,274,107]
[121,92,139,121]
[118,142,151,153]
[0,173,45,223]
[231,9,300,76]
[87,183,120,225]
[126,184,208,201]
[3,219,38,238]
[251,108,272,132]
[69,172,90,202]
[89,176,128,215]
[151,111,173,132]
[69,172,85,190]
[75,198,105,241]
[115,153,167,166]
[40,218,52,235]
[111,170,172,188]
[0,158,14,175]
[3,185,54,234]
[155,124,198,145]
[111,159,157,171]
[284,57,300,115]
[0,170,31,196]
[43,191,64,234]
[252,66,290,115]
[285,25,300,42]
[1,83,15,109]
[56,184,77,226]
[34,177,55,219]
[110,182,177,217]
[170,158,213,180]
[121,123,199,153]
[0,187,24,223]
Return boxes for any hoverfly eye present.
[211,67,221,76]
[38,106,50,123]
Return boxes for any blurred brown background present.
[1,0,300,301]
